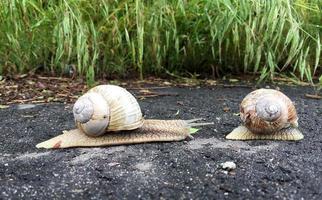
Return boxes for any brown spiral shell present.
[240,89,298,135]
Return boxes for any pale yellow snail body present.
[226,89,304,141]
[36,85,211,149]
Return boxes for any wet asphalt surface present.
[0,85,321,199]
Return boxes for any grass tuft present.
[0,0,320,82]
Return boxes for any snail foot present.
[226,125,303,141]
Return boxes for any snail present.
[36,85,212,149]
[226,88,304,141]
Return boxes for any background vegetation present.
[0,0,321,84]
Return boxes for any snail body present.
[226,89,303,141]
[73,85,144,136]
[36,85,212,149]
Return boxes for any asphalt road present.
[0,85,321,199]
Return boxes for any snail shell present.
[226,89,303,140]
[73,85,144,136]
[240,88,298,134]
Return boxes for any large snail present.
[226,89,304,141]
[36,85,211,149]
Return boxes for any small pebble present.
[108,162,120,167]
[220,161,236,170]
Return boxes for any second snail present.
[226,88,304,141]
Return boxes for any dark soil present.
[0,85,321,199]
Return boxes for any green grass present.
[0,0,321,84]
